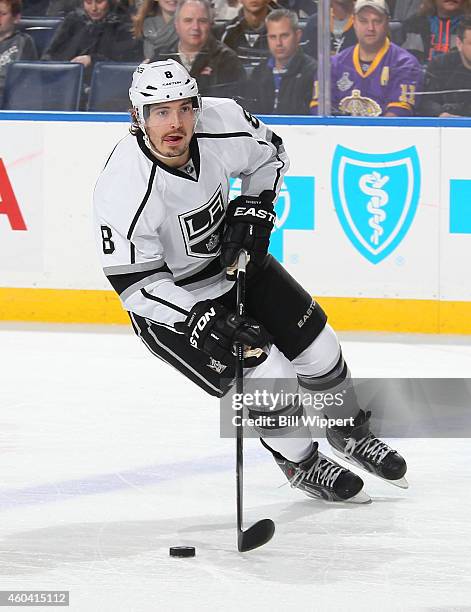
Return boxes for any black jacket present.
[247,50,316,115]
[301,13,357,59]
[42,8,141,77]
[420,50,471,116]
[216,10,270,61]
[402,13,464,64]
[153,36,246,97]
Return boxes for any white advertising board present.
[0,116,470,322]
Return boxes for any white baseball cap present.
[354,0,390,17]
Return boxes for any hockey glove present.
[174,299,270,368]
[221,190,276,276]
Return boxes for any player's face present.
[0,2,19,40]
[353,8,389,51]
[267,18,301,64]
[175,1,211,52]
[457,29,471,68]
[145,99,196,162]
[83,0,109,20]
[158,0,177,15]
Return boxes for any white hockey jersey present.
[93,97,289,327]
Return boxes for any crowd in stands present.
[0,0,470,116]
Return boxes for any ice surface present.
[1,324,470,611]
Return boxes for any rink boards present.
[0,112,470,333]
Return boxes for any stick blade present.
[238,519,275,552]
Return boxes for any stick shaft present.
[235,250,247,534]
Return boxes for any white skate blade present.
[301,486,371,504]
[345,489,372,504]
[332,449,409,490]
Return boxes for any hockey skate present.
[326,410,409,489]
[261,439,371,504]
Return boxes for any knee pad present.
[292,324,341,378]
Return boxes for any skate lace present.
[345,433,391,464]
[290,455,345,490]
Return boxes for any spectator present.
[152,0,245,95]
[302,0,357,59]
[402,0,471,63]
[329,0,423,116]
[133,0,178,59]
[420,15,471,115]
[393,0,421,22]
[42,0,142,80]
[247,8,317,113]
[212,0,240,21]
[217,0,271,60]
[0,0,38,102]
[277,0,316,18]
[46,0,79,14]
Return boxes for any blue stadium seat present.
[18,17,63,28]
[1,61,83,111]
[25,27,58,56]
[389,21,405,46]
[18,18,63,56]
[87,62,138,112]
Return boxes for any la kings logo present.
[207,357,227,374]
[179,185,225,258]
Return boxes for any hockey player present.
[93,59,408,504]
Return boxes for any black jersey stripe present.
[270,130,285,193]
[127,163,157,242]
[140,288,189,316]
[196,131,253,139]
[107,263,172,296]
[103,141,120,170]
[136,131,201,181]
[175,256,224,287]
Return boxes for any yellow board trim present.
[1,288,471,334]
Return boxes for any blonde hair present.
[133,0,160,38]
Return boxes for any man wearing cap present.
[327,0,423,116]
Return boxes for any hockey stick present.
[234,250,275,552]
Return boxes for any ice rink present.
[1,324,471,612]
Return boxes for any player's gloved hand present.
[221,190,276,278]
[174,299,270,367]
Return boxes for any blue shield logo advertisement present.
[229,177,315,263]
[331,146,421,264]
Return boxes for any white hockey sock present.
[262,436,313,463]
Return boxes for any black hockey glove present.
[174,299,270,368]
[221,190,276,275]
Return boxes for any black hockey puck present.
[169,546,196,558]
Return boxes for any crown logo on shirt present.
[207,357,227,373]
[339,89,382,117]
[206,233,220,252]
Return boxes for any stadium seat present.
[25,26,59,56]
[87,62,138,112]
[18,16,63,28]
[389,21,405,46]
[1,61,83,111]
[18,18,63,56]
